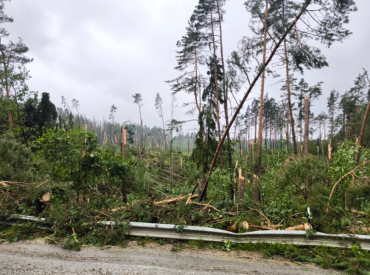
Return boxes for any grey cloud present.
[3,0,370,133]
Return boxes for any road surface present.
[0,240,342,274]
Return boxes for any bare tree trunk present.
[216,1,233,168]
[141,119,144,149]
[122,123,127,160]
[284,39,298,155]
[194,52,201,114]
[238,168,245,202]
[357,89,359,136]
[304,95,310,154]
[216,0,234,194]
[257,0,269,175]
[264,119,268,147]
[254,116,257,142]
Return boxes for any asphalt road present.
[0,240,343,275]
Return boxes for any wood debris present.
[285,223,312,231]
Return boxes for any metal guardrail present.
[3,214,370,250]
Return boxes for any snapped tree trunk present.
[238,168,245,202]
[122,123,127,160]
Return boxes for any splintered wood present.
[285,223,313,231]
[238,168,245,202]
[122,123,127,160]
[154,194,198,205]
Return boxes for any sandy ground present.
[0,239,343,275]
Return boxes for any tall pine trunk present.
[304,95,310,154]
[216,1,233,197]
[284,38,298,155]
[257,0,269,174]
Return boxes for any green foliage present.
[63,234,82,251]
[208,168,231,201]
[0,133,35,182]
[171,243,182,252]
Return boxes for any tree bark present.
[122,123,127,160]
[284,38,298,155]
[304,95,310,154]
[194,51,201,114]
[238,169,245,202]
[257,0,269,175]
[216,2,233,196]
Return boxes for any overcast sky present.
[4,0,370,134]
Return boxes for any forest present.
[1,0,370,273]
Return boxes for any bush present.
[0,133,34,182]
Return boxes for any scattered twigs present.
[130,147,145,171]
[111,206,126,213]
[94,210,113,219]
[249,224,273,230]
[246,206,284,230]
[290,178,308,197]
[191,200,221,213]
[246,206,272,228]
[351,209,367,217]
[36,180,52,188]
[161,169,188,180]
[277,156,298,173]
[285,223,312,231]
[154,194,197,205]
[326,160,370,214]
[0,181,27,187]
[185,194,199,205]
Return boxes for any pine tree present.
[192,58,220,190]
[0,39,33,131]
[194,0,225,168]
[167,9,206,115]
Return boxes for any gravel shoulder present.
[0,239,343,275]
